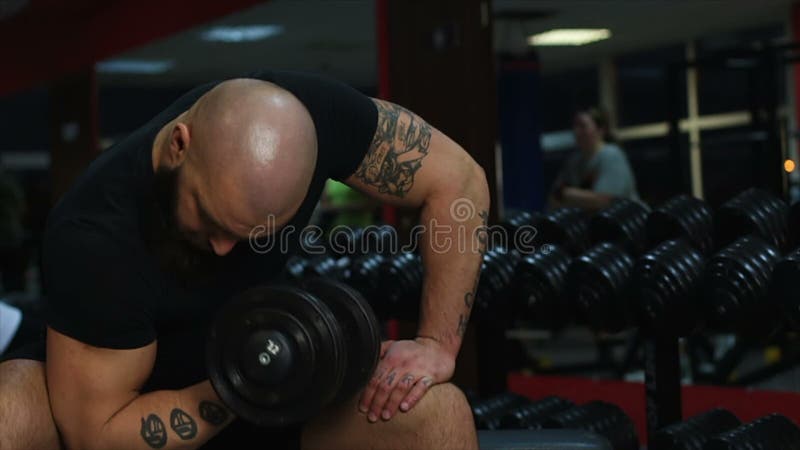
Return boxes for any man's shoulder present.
[43,216,130,257]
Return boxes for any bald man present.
[0,71,488,450]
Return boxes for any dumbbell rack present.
[642,333,682,450]
[496,191,800,449]
[490,315,682,449]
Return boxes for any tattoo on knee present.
[140,414,167,449]
[170,408,198,440]
[199,401,229,426]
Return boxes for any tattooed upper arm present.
[353,99,433,199]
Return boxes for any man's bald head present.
[152,78,317,257]
[187,78,317,222]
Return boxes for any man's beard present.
[142,167,221,286]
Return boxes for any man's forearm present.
[88,381,233,450]
[416,168,490,359]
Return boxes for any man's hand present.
[358,338,455,422]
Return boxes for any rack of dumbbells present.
[495,188,800,449]
[280,188,800,448]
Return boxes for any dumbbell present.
[700,235,782,336]
[285,250,422,321]
[704,413,800,450]
[714,188,789,253]
[634,239,706,336]
[501,211,541,252]
[475,247,521,320]
[470,392,532,430]
[346,251,423,320]
[283,254,350,281]
[589,198,651,256]
[509,244,572,330]
[344,253,385,300]
[374,252,423,320]
[565,242,635,332]
[651,408,741,450]
[533,207,590,256]
[647,194,714,256]
[770,246,800,331]
[206,278,380,427]
[499,396,575,430]
[543,401,639,450]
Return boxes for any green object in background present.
[325,180,374,228]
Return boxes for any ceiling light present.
[96,59,174,74]
[528,29,611,46]
[202,25,284,43]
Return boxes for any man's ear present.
[166,122,191,166]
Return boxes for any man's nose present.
[209,237,237,256]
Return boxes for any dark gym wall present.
[383,0,498,221]
[0,0,265,96]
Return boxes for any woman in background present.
[548,107,639,212]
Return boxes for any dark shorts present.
[1,339,303,450]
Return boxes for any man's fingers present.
[381,373,416,421]
[359,367,386,414]
[400,376,434,413]
[368,369,398,422]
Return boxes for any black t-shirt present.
[42,71,377,391]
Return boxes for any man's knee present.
[403,382,474,429]
[379,383,477,450]
[0,359,61,450]
[303,382,477,450]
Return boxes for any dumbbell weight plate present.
[299,277,381,403]
[207,285,345,427]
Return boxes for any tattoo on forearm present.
[457,314,468,336]
[464,292,474,308]
[356,100,432,197]
[170,408,198,440]
[386,371,397,386]
[457,210,490,336]
[199,401,229,426]
[140,414,167,449]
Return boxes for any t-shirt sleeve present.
[592,149,634,197]
[42,222,156,349]
[268,71,379,181]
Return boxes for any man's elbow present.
[466,162,490,208]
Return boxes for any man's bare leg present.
[0,360,61,450]
[302,383,477,450]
